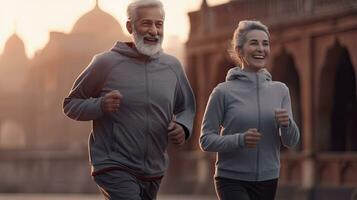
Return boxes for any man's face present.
[129,6,164,56]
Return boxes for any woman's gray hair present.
[127,0,165,21]
[229,20,270,65]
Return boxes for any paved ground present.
[0,194,217,200]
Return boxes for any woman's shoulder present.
[270,80,289,90]
[208,82,229,97]
[269,81,290,96]
[215,81,231,91]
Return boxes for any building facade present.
[0,3,129,192]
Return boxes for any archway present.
[318,40,357,151]
[272,48,302,151]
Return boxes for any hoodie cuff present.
[281,118,291,128]
[237,133,246,148]
[92,96,105,117]
[175,122,190,140]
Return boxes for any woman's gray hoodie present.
[63,42,195,178]
[200,67,299,181]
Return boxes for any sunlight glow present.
[0,0,229,58]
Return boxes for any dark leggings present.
[215,177,278,200]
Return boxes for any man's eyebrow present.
[136,18,164,22]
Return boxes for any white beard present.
[132,28,163,56]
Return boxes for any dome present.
[3,33,26,55]
[71,3,126,38]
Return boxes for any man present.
[63,0,195,199]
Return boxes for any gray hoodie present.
[63,42,195,178]
[200,67,299,181]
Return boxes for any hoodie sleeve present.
[63,54,110,121]
[280,85,300,148]
[173,62,196,140]
[200,86,245,152]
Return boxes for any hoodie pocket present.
[110,122,143,166]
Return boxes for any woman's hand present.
[244,128,262,148]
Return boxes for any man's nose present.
[148,25,158,36]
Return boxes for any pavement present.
[0,194,217,200]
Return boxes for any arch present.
[318,39,357,151]
[272,48,302,151]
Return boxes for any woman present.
[199,20,300,200]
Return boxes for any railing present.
[0,150,93,193]
[316,153,357,186]
[279,152,357,187]
[280,152,304,186]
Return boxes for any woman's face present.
[238,30,270,72]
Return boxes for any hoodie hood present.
[110,41,163,61]
[226,67,272,83]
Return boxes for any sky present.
[0,0,229,58]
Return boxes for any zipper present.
[143,61,150,172]
[255,73,261,181]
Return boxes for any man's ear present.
[126,21,133,34]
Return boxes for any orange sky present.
[0,0,229,58]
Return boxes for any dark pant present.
[93,170,161,200]
[215,177,278,200]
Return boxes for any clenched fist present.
[244,128,262,148]
[101,90,123,113]
[275,108,290,127]
[167,121,185,146]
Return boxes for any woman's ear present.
[236,47,242,60]
[236,47,241,56]
[126,21,133,34]
[236,47,244,65]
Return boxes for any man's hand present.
[167,121,185,146]
[101,90,123,113]
[244,128,262,148]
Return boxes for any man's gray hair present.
[229,20,270,65]
[127,0,165,21]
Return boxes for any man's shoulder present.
[93,51,124,65]
[159,52,181,67]
[85,51,126,76]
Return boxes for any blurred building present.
[177,0,357,199]
[0,2,130,193]
[0,33,29,150]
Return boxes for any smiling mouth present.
[253,55,265,59]
[144,37,159,44]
